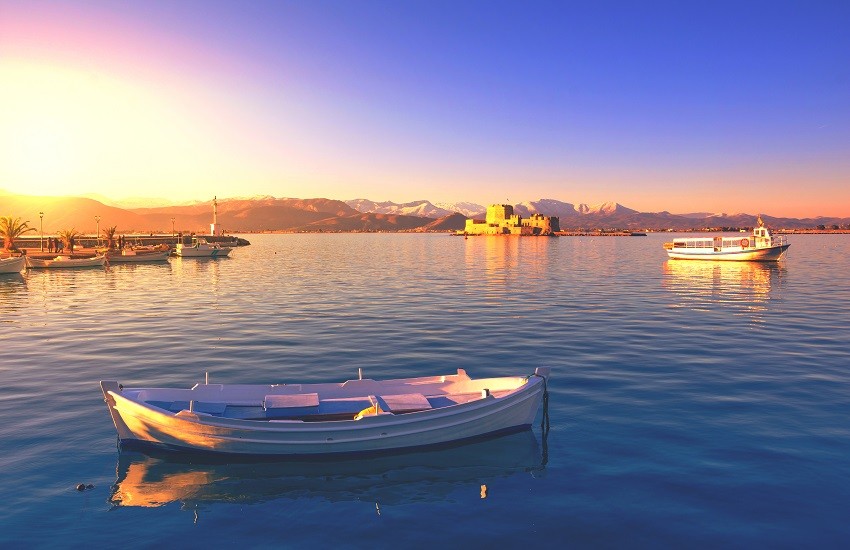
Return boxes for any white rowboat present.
[107,249,171,263]
[26,255,107,268]
[100,368,551,456]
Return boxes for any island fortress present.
[459,204,560,236]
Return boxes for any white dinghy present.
[0,256,26,274]
[106,247,171,263]
[26,255,107,268]
[101,368,551,456]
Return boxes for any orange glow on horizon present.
[1,6,847,218]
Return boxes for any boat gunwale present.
[667,243,788,255]
[666,243,789,261]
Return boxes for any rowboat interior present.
[113,369,543,423]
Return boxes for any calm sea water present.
[1,233,848,548]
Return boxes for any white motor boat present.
[101,368,551,456]
[663,215,789,261]
[26,255,107,268]
[0,256,26,274]
[174,238,231,258]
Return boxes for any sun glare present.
[0,62,86,195]
[0,59,221,198]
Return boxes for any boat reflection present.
[109,429,546,509]
[662,260,786,312]
[462,236,554,308]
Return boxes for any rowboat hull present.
[26,255,107,268]
[173,247,231,258]
[107,250,171,263]
[0,256,26,274]
[666,243,789,261]
[101,369,550,456]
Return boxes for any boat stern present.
[534,367,552,379]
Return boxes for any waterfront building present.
[461,204,559,236]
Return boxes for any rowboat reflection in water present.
[108,428,548,511]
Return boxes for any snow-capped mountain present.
[345,199,483,218]
[433,201,486,218]
[583,201,638,215]
[348,198,643,219]
[513,199,577,218]
[513,199,637,218]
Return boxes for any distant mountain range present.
[2,190,848,234]
[343,198,641,219]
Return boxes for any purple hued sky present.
[1,0,848,216]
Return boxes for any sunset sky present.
[1,1,848,217]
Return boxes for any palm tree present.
[57,228,82,252]
[102,226,117,250]
[0,216,35,252]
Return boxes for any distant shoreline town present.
[2,190,849,235]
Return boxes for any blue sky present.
[1,0,848,215]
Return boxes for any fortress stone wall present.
[462,204,559,236]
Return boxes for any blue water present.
[1,233,848,547]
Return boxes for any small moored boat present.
[663,215,789,261]
[100,368,551,456]
[174,238,231,258]
[26,255,107,269]
[0,256,26,274]
[106,247,171,263]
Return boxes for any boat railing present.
[671,239,713,249]
[671,234,787,250]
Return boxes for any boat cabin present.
[668,236,755,251]
[664,224,782,252]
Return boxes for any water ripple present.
[1,233,849,545]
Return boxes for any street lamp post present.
[39,212,44,251]
[171,217,175,237]
[95,215,101,247]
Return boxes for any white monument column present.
[210,196,221,236]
